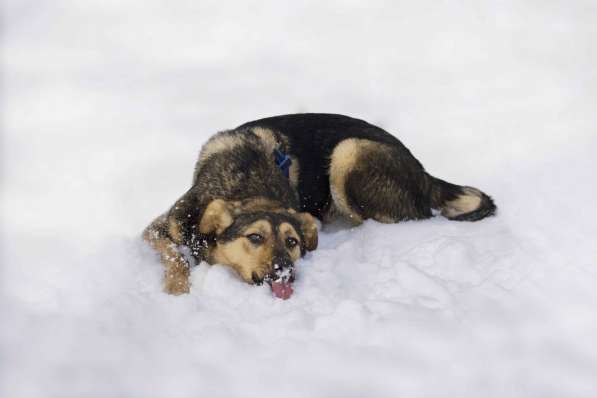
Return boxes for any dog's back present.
[144,113,495,296]
[239,113,496,222]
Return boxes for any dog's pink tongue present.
[271,281,293,300]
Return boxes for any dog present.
[143,113,496,298]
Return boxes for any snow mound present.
[2,1,597,397]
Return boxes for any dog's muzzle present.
[271,257,295,283]
[266,256,295,300]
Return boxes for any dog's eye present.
[246,233,264,245]
[286,237,298,249]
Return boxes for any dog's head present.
[197,198,318,296]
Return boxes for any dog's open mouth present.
[265,268,295,300]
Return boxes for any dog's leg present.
[143,214,190,295]
[328,139,365,224]
[329,138,433,223]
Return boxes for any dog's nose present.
[272,256,293,271]
[271,257,295,282]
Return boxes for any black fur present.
[144,113,496,295]
[239,113,419,217]
[449,192,496,221]
[239,113,496,222]
[218,211,308,255]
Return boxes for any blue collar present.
[273,148,292,178]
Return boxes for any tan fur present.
[330,139,391,224]
[289,156,300,189]
[321,201,340,224]
[199,199,236,234]
[329,138,396,224]
[236,198,306,219]
[167,217,184,243]
[251,127,278,153]
[252,127,300,188]
[329,139,361,222]
[373,214,396,224]
[144,200,317,293]
[240,197,286,213]
[146,125,319,293]
[209,219,310,283]
[294,212,318,251]
[210,220,274,283]
[145,115,495,295]
[442,187,482,218]
[244,220,273,236]
[279,222,301,261]
[197,134,244,168]
[143,216,190,295]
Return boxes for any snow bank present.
[2,1,596,397]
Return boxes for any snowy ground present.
[2,1,597,397]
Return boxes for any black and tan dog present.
[143,113,496,298]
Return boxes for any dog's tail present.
[429,175,496,221]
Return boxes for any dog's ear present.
[295,212,318,251]
[199,199,238,235]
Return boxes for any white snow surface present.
[2,1,597,397]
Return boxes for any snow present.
[2,1,597,397]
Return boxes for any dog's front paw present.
[164,275,190,295]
